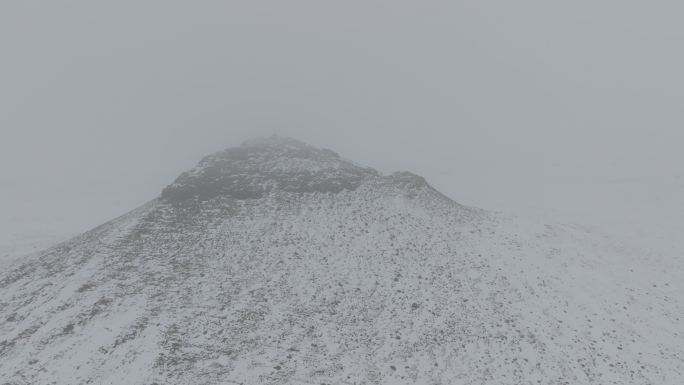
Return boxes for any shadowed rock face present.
[161,136,380,202]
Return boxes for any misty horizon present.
[3,2,684,256]
[1,2,683,384]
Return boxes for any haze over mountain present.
[1,137,682,385]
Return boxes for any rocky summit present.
[1,137,682,385]
[161,136,381,201]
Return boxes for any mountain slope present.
[1,137,682,385]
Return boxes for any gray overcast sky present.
[1,1,684,254]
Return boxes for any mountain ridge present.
[1,138,682,385]
[161,135,434,203]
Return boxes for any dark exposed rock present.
[161,136,379,202]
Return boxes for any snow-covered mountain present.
[1,137,682,385]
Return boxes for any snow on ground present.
[0,193,150,267]
[1,138,682,384]
[1,185,682,384]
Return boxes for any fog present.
[2,1,683,256]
